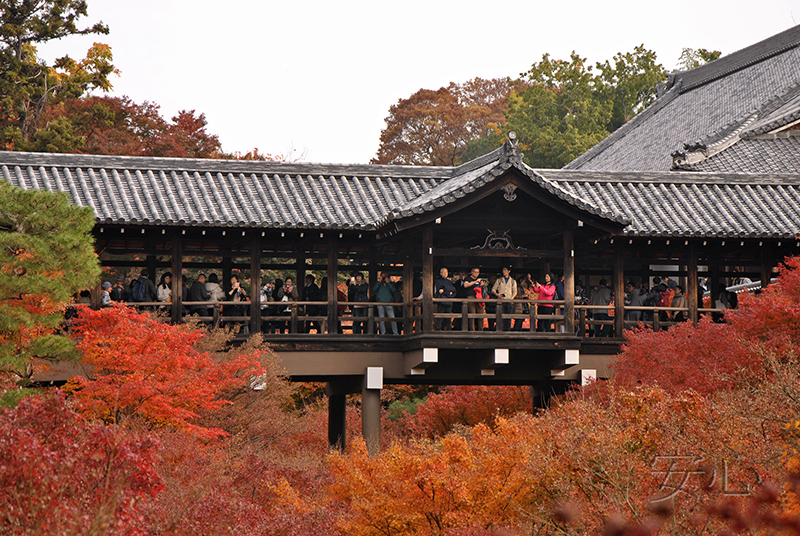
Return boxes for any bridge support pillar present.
[327,391,347,451]
[362,367,383,456]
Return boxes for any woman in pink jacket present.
[533,272,557,332]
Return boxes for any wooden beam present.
[171,232,183,324]
[250,234,262,334]
[222,256,232,292]
[433,248,562,258]
[614,244,624,337]
[328,235,338,333]
[687,242,698,325]
[295,257,305,290]
[422,226,434,333]
[403,236,413,334]
[563,230,575,333]
[761,246,773,289]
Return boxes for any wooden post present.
[687,242,698,325]
[146,255,157,284]
[250,234,262,334]
[563,230,575,333]
[402,238,413,334]
[222,256,232,290]
[422,226,434,333]
[327,386,346,451]
[614,244,624,337]
[295,257,305,292]
[761,246,772,289]
[327,235,338,333]
[368,258,378,300]
[362,369,382,456]
[171,232,183,324]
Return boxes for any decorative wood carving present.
[501,184,517,202]
[472,229,526,251]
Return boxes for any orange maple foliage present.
[65,305,265,438]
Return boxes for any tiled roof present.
[566,25,800,172]
[542,169,800,238]
[0,143,627,231]
[384,142,631,226]
[683,135,800,173]
[2,147,799,239]
[0,151,445,230]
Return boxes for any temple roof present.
[2,143,800,238]
[565,25,800,172]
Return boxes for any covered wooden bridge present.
[3,139,799,451]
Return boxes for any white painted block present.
[481,369,496,376]
[410,368,426,375]
[564,349,580,365]
[423,348,438,363]
[494,348,509,365]
[366,367,383,389]
[551,369,565,377]
[581,369,597,386]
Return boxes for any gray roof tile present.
[543,169,800,238]
[567,26,800,172]
[2,146,800,239]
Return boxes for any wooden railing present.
[124,299,726,337]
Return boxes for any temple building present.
[3,25,800,452]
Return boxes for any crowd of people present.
[91,268,738,336]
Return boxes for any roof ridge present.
[671,83,800,169]
[451,137,523,175]
[563,83,682,170]
[676,25,800,93]
[742,82,800,136]
[0,150,454,179]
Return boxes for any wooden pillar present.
[422,226,434,333]
[90,280,102,310]
[146,255,157,283]
[250,234,262,334]
[362,368,382,456]
[295,257,305,290]
[327,389,346,451]
[563,230,575,333]
[171,232,183,324]
[402,237,413,334]
[222,256,232,290]
[614,243,624,337]
[327,235,338,332]
[761,246,773,289]
[687,242,699,324]
[368,258,378,299]
[709,263,720,305]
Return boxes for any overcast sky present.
[37,0,798,164]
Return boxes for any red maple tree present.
[65,305,265,438]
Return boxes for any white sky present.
[37,0,799,164]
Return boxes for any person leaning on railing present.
[188,273,211,317]
[373,272,398,335]
[532,272,556,332]
[671,285,688,322]
[349,273,369,334]
[492,267,517,332]
[625,281,646,322]
[434,267,456,331]
[590,279,612,337]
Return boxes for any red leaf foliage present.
[0,392,161,535]
[393,385,532,438]
[65,305,265,438]
[612,256,800,395]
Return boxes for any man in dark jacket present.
[348,272,369,334]
[434,267,456,330]
[135,268,158,302]
[188,273,211,317]
[302,274,322,333]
